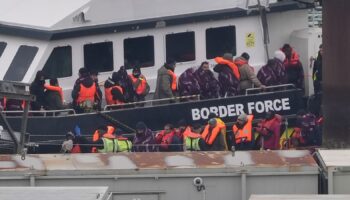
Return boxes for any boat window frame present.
[124,35,155,69]
[205,25,237,59]
[0,41,7,58]
[3,45,38,81]
[42,45,73,79]
[83,41,114,73]
[165,31,196,63]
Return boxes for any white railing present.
[245,84,296,95]
[2,109,76,117]
[103,94,200,111]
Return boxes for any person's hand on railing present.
[259,85,266,91]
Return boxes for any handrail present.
[104,94,200,111]
[2,109,76,117]
[245,84,296,95]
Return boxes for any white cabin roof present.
[0,0,312,40]
[0,0,90,29]
[0,0,277,30]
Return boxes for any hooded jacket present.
[234,57,262,92]
[213,58,240,97]
[30,71,46,110]
[153,65,175,104]
[71,75,96,104]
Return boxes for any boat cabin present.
[0,0,321,101]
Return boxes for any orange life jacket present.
[167,70,177,91]
[232,115,254,144]
[214,57,241,80]
[282,49,299,66]
[92,126,116,153]
[45,84,64,103]
[105,85,124,105]
[129,74,148,95]
[76,83,96,104]
[201,123,224,145]
[183,127,201,139]
[156,130,175,150]
[234,58,248,67]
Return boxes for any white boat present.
[0,0,321,101]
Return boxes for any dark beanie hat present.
[135,121,147,130]
[208,112,218,119]
[241,52,250,61]
[223,53,233,61]
[111,72,119,83]
[79,68,89,76]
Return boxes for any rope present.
[97,111,136,133]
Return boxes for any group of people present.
[1,43,319,114]
[0,65,151,113]
[61,109,323,153]
[72,66,150,113]
[0,71,64,112]
[155,43,307,105]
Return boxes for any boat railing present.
[2,108,76,117]
[245,84,296,95]
[103,94,200,111]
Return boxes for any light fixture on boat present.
[155,21,166,28]
[73,7,90,24]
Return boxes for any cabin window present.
[4,45,38,81]
[0,42,6,58]
[84,41,114,72]
[206,26,236,59]
[42,46,72,79]
[124,36,154,69]
[166,32,195,63]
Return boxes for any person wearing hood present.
[153,59,177,105]
[257,50,288,86]
[232,113,254,150]
[255,111,282,150]
[213,53,240,97]
[128,67,150,102]
[89,70,102,110]
[104,72,125,106]
[71,67,99,113]
[44,78,64,110]
[132,121,157,152]
[200,116,228,151]
[235,52,265,94]
[281,44,304,90]
[178,67,200,101]
[116,66,135,103]
[30,70,46,110]
[194,61,220,99]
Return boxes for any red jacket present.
[255,115,282,150]
[156,130,176,151]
